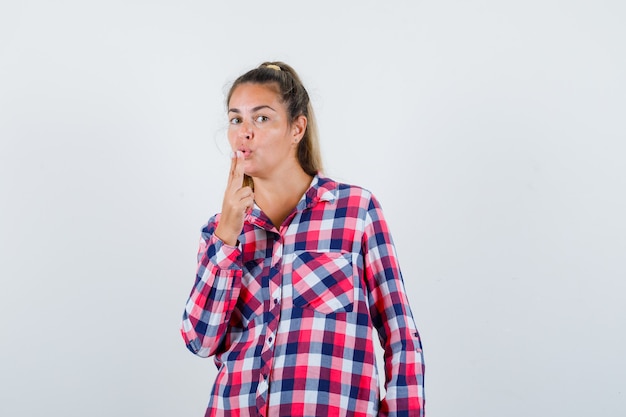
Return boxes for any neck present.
[252,167,314,228]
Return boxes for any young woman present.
[181,62,425,417]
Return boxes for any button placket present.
[256,237,283,414]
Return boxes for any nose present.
[239,120,253,140]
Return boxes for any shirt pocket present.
[291,251,355,314]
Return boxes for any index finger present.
[227,150,245,191]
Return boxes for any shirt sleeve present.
[181,215,243,358]
[362,194,426,417]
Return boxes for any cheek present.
[226,130,237,148]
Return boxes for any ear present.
[291,115,307,143]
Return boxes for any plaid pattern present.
[182,176,425,417]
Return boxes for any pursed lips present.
[238,148,252,158]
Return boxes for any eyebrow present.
[228,105,277,113]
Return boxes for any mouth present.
[238,148,251,158]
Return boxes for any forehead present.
[228,82,282,108]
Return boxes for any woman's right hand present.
[214,151,254,246]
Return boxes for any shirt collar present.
[300,174,338,210]
[246,174,338,230]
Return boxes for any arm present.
[181,216,243,358]
[362,195,425,417]
[181,151,253,357]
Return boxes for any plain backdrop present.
[1,1,625,416]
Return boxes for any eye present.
[229,117,241,125]
[255,115,269,123]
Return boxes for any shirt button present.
[273,298,279,305]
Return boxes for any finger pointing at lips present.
[215,151,254,246]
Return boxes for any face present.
[227,82,306,179]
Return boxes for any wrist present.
[214,225,239,246]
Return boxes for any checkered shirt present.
[181,175,425,417]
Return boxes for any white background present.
[1,1,625,416]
